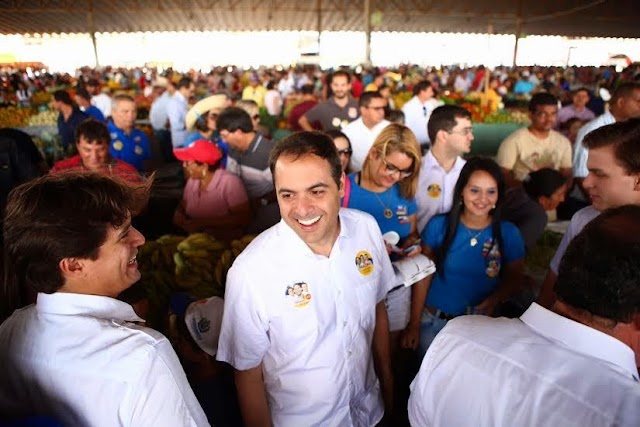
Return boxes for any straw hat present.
[185,94,228,131]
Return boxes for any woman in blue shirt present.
[415,157,525,357]
[343,123,423,334]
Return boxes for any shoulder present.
[572,206,600,228]
[499,220,522,236]
[52,155,81,171]
[504,127,529,141]
[549,130,570,145]
[427,214,447,231]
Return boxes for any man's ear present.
[59,257,85,279]
[634,174,640,191]
[338,171,346,198]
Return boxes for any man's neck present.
[573,104,586,112]
[528,127,550,139]
[306,220,340,258]
[333,96,349,108]
[610,107,624,122]
[362,118,379,130]
[239,132,257,152]
[430,143,459,172]
[61,105,73,121]
[115,123,133,135]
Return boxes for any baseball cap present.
[173,140,222,166]
[184,297,224,357]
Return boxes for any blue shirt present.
[345,173,417,240]
[57,108,88,150]
[421,215,525,316]
[83,105,105,122]
[108,122,151,172]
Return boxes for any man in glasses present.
[343,91,390,172]
[402,80,440,149]
[497,92,572,189]
[416,105,473,233]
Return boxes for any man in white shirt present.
[217,132,395,426]
[409,205,640,427]
[415,105,472,234]
[168,77,196,148]
[402,80,442,149]
[0,173,208,427]
[343,90,390,172]
[86,78,112,118]
[571,82,640,199]
[538,119,640,312]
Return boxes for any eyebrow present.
[278,182,330,194]
[118,222,132,239]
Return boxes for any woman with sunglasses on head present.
[343,124,425,335]
[414,157,525,358]
[326,129,353,173]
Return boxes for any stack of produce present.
[27,110,57,126]
[174,233,229,298]
[0,106,33,128]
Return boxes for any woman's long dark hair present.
[436,157,506,278]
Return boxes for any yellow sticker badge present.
[427,183,442,198]
[286,282,312,308]
[134,145,144,155]
[355,250,374,276]
[112,140,124,151]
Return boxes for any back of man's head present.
[53,90,73,106]
[301,84,314,96]
[413,80,432,97]
[216,107,254,133]
[2,173,150,302]
[75,119,110,145]
[610,81,640,105]
[176,77,193,91]
[428,105,472,143]
[583,118,640,175]
[529,92,558,113]
[556,204,640,324]
[358,91,384,109]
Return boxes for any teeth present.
[298,216,321,226]
[128,256,137,265]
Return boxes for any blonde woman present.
[342,123,424,333]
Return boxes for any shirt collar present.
[274,209,349,258]
[423,150,465,173]
[36,292,143,323]
[521,303,638,381]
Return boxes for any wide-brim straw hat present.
[185,94,227,130]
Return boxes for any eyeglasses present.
[380,156,412,178]
[208,113,218,120]
[337,148,352,156]
[447,127,473,136]
[366,106,386,111]
[252,114,260,120]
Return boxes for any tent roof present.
[0,0,639,38]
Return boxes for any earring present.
[491,204,496,209]
[202,168,207,178]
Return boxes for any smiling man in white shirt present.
[217,131,396,426]
[409,205,640,427]
[0,173,208,427]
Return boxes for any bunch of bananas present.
[213,234,258,287]
[174,233,229,297]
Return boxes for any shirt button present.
[348,350,353,357]
[343,321,347,327]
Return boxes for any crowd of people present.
[0,61,639,427]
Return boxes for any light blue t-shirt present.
[421,214,525,316]
[345,173,417,241]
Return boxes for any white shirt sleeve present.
[127,339,209,426]
[572,128,589,178]
[216,263,271,370]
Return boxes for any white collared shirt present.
[168,91,189,148]
[415,151,466,233]
[217,208,395,426]
[402,96,442,146]
[573,111,616,178]
[409,303,640,427]
[0,293,208,427]
[149,90,173,130]
[344,118,390,172]
[91,92,112,118]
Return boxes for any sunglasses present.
[337,148,352,156]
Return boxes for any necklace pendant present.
[470,237,478,247]
[384,208,393,219]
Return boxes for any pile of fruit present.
[27,110,58,126]
[137,232,256,328]
[0,106,33,128]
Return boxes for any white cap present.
[184,296,224,357]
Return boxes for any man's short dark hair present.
[269,131,342,189]
[76,87,92,102]
[583,118,640,174]
[331,70,351,83]
[529,92,558,113]
[3,173,150,299]
[428,105,472,143]
[216,107,254,133]
[53,90,73,106]
[301,84,314,95]
[75,119,110,145]
[610,82,640,105]
[573,87,590,97]
[359,91,383,108]
[86,78,99,87]
[413,80,432,97]
[556,204,640,323]
[176,77,193,90]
